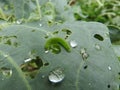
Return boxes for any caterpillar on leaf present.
[44,37,71,53]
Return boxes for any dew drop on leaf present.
[45,50,49,54]
[88,83,91,86]
[95,44,101,50]
[3,54,8,58]
[48,67,65,83]
[39,23,42,27]
[70,40,77,48]
[16,20,22,24]
[42,75,45,79]
[24,58,32,63]
[108,66,112,71]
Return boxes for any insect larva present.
[44,37,71,52]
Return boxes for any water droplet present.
[104,32,109,38]
[1,68,12,77]
[80,48,89,60]
[48,67,65,83]
[45,50,49,53]
[42,75,45,79]
[53,31,59,35]
[24,58,32,63]
[108,66,112,71]
[16,20,22,24]
[4,54,8,58]
[70,40,77,48]
[88,83,91,86]
[95,44,101,50]
[39,23,42,27]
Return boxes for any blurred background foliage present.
[0,0,120,59]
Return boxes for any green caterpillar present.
[44,37,71,52]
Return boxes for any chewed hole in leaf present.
[118,72,120,75]
[107,84,111,88]
[0,67,12,78]
[44,62,49,66]
[31,30,36,32]
[20,56,44,79]
[62,28,72,35]
[47,20,54,26]
[80,48,89,60]
[53,31,59,35]
[118,72,120,79]
[68,0,76,6]
[0,35,18,47]
[94,34,104,41]
[83,65,88,69]
[44,33,49,39]
[65,35,69,39]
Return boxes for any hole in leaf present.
[107,84,111,88]
[65,35,69,39]
[44,62,49,66]
[68,0,76,6]
[94,34,104,41]
[20,56,43,79]
[83,65,88,69]
[118,72,120,80]
[5,39,12,45]
[47,20,54,26]
[53,31,59,35]
[44,33,49,39]
[31,30,36,32]
[0,67,12,78]
[118,72,120,75]
[80,48,89,60]
[62,28,72,35]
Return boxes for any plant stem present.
[0,8,7,20]
[36,0,41,20]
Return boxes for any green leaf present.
[108,25,120,44]
[0,21,120,90]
